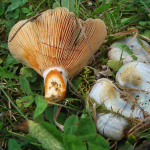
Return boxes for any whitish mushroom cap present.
[116,61,150,114]
[108,37,150,64]
[89,78,144,120]
[8,7,107,78]
[96,113,129,140]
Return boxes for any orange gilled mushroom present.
[8,7,107,102]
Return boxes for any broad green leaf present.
[88,134,109,150]
[53,1,60,8]
[76,117,97,141]
[22,7,30,13]
[7,3,19,12]
[141,30,150,38]
[62,0,76,12]
[33,103,47,120]
[40,121,63,142]
[30,78,43,91]
[107,60,123,71]
[94,3,110,13]
[53,0,75,12]
[64,115,78,135]
[35,114,45,123]
[33,94,48,120]
[20,67,33,78]
[35,94,47,106]
[139,21,150,26]
[5,19,16,29]
[20,67,37,82]
[127,134,137,144]
[19,77,33,95]
[117,140,133,150]
[124,141,133,150]
[7,0,28,12]
[8,9,20,19]
[0,3,5,16]
[94,1,112,13]
[10,0,28,6]
[56,112,68,125]
[45,106,67,125]
[45,105,58,124]
[8,139,21,150]
[72,77,82,90]
[1,43,8,49]
[0,67,18,79]
[136,26,143,30]
[121,18,130,24]
[80,114,88,119]
[63,135,87,150]
[16,96,34,108]
[112,43,138,60]
[16,99,23,109]
[29,120,64,150]
[29,5,32,11]
[4,55,19,67]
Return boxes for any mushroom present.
[108,37,150,64]
[116,61,150,114]
[89,78,144,120]
[8,7,107,102]
[96,113,129,140]
[89,78,146,140]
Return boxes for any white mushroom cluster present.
[89,37,150,140]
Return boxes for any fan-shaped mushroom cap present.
[8,7,107,102]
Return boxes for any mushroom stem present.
[43,67,68,102]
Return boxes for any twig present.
[78,20,95,61]
[54,106,64,131]
[84,33,95,61]
[48,102,82,112]
[127,116,150,136]
[8,100,12,120]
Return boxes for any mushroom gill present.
[8,7,107,102]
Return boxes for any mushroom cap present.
[8,7,107,78]
[89,78,144,120]
[96,113,129,140]
[108,37,150,64]
[116,61,150,114]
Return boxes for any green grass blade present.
[0,87,28,121]
[112,43,138,60]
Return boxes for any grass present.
[0,0,150,149]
